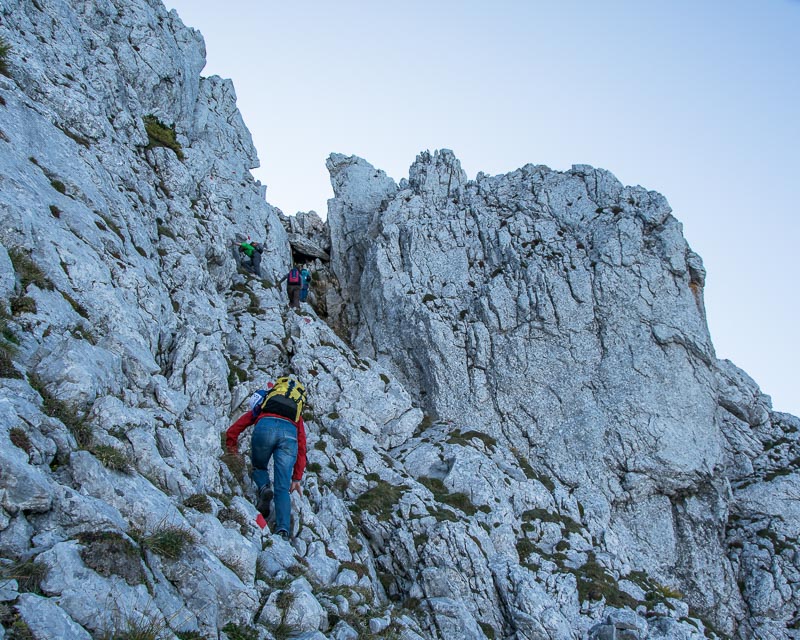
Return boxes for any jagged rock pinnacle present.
[0,2,797,639]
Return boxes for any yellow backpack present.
[260,376,306,422]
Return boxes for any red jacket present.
[226,412,307,482]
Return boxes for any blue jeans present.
[251,417,298,534]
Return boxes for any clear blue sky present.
[165,0,799,417]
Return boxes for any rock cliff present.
[0,2,798,640]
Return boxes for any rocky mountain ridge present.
[0,2,798,640]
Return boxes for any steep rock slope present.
[326,150,800,639]
[0,2,798,640]
[0,2,422,639]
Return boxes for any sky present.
[165,0,799,417]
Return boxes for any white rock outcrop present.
[325,149,800,639]
[0,2,797,640]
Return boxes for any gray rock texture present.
[325,150,800,639]
[0,2,797,640]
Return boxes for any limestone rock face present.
[280,210,331,261]
[0,1,797,640]
[326,150,800,638]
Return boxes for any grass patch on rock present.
[447,428,497,449]
[97,612,177,640]
[61,291,90,319]
[2,559,47,595]
[339,560,368,579]
[516,537,537,565]
[97,212,124,241]
[0,37,11,77]
[6,617,35,640]
[218,507,249,533]
[91,444,132,473]
[570,553,639,609]
[221,450,246,480]
[221,622,260,640]
[0,349,22,379]
[520,508,582,537]
[139,525,194,560]
[0,312,18,346]
[10,295,36,316]
[0,314,20,379]
[352,479,405,521]
[230,282,262,314]
[419,476,477,516]
[183,493,212,513]
[220,431,246,481]
[8,248,53,291]
[143,115,184,160]
[77,531,144,586]
[9,427,31,453]
[226,356,248,391]
[156,223,176,240]
[28,373,92,448]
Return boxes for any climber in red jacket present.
[226,378,307,540]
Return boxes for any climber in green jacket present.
[237,240,263,277]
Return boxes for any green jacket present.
[240,242,256,257]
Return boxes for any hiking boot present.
[256,485,273,518]
[276,530,290,541]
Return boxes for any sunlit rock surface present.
[0,1,797,639]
